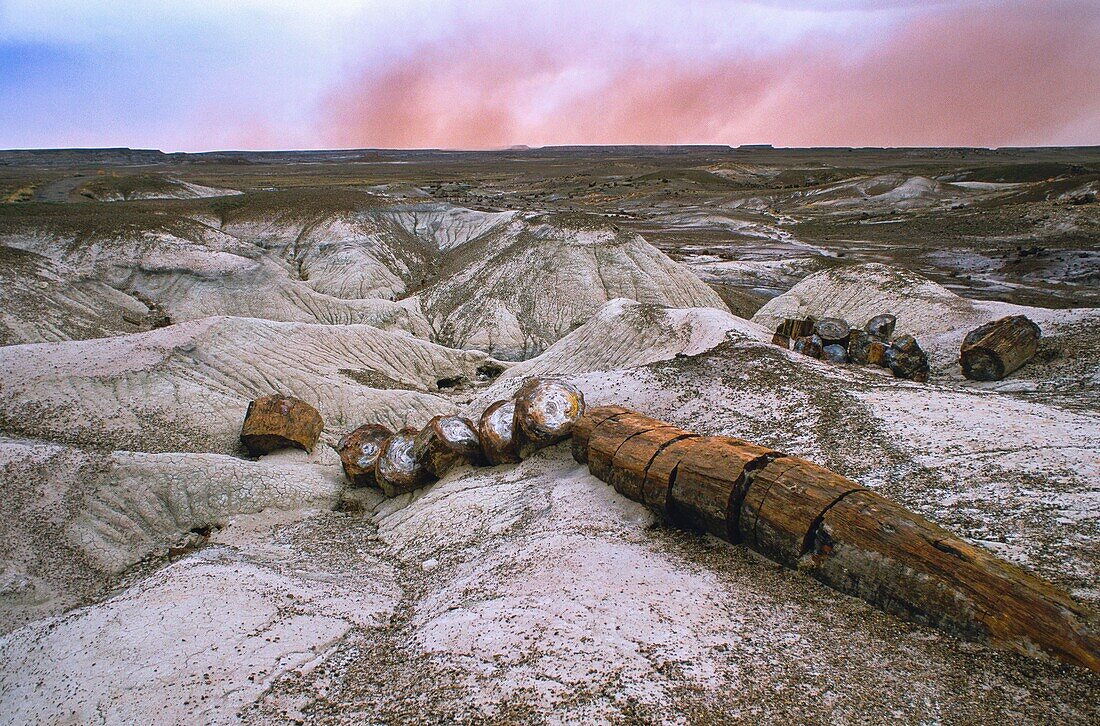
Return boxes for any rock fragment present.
[336,424,392,487]
[822,344,848,363]
[413,415,484,477]
[886,334,930,382]
[479,400,522,465]
[847,330,888,366]
[865,314,897,339]
[793,334,824,359]
[376,428,435,496]
[960,315,1041,381]
[240,394,324,455]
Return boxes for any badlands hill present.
[0,147,1097,724]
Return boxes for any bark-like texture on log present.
[667,437,777,541]
[740,457,866,569]
[586,412,668,483]
[571,405,631,464]
[336,424,392,487]
[807,490,1100,673]
[609,426,697,502]
[642,437,705,515]
[240,394,324,455]
[960,315,1041,381]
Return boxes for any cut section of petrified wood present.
[667,437,778,541]
[376,427,435,497]
[886,334,930,382]
[814,317,851,347]
[739,457,865,568]
[865,314,897,340]
[960,315,1041,381]
[336,423,392,487]
[480,400,522,465]
[586,411,668,483]
[807,490,1100,673]
[772,317,816,349]
[848,330,887,366]
[514,377,586,453]
[792,334,824,359]
[413,415,484,477]
[240,394,324,455]
[608,426,696,502]
[571,405,631,464]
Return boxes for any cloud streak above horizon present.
[1,0,1097,150]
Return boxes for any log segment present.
[608,426,697,502]
[960,315,1041,381]
[585,411,669,483]
[886,334,930,382]
[792,334,824,359]
[413,415,484,477]
[240,394,324,455]
[514,378,586,454]
[739,457,866,568]
[865,314,897,340]
[772,317,816,349]
[375,427,435,497]
[643,437,706,514]
[571,405,631,464]
[666,437,778,541]
[479,400,522,465]
[336,424,391,487]
[815,318,851,347]
[848,330,887,366]
[806,490,1100,673]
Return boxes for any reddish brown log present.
[514,378,586,454]
[586,411,668,483]
[739,457,865,569]
[960,315,1041,381]
[336,424,392,487]
[642,437,706,515]
[571,405,631,464]
[479,400,522,465]
[608,426,697,502]
[375,427,436,497]
[667,437,778,541]
[793,334,824,359]
[848,330,888,366]
[772,317,816,350]
[807,490,1100,673]
[240,394,324,455]
[413,415,484,477]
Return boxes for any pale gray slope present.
[418,212,729,360]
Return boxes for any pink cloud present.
[322,1,1100,148]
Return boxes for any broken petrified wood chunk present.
[571,405,631,464]
[822,344,848,363]
[772,317,817,349]
[738,457,865,569]
[667,437,778,542]
[886,334,930,382]
[375,427,436,497]
[336,424,392,487]
[585,411,669,483]
[792,334,824,359]
[814,317,851,347]
[806,490,1100,673]
[848,330,888,366]
[413,415,484,477]
[960,315,1041,381]
[513,377,586,454]
[480,400,522,465]
[865,314,897,340]
[608,426,697,502]
[240,394,324,455]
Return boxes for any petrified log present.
[375,427,435,497]
[739,457,865,569]
[336,424,392,487]
[792,334,824,359]
[667,437,778,541]
[571,405,631,464]
[960,315,1041,381]
[814,317,851,347]
[479,400,522,465]
[413,415,484,477]
[806,490,1100,673]
[865,314,897,340]
[642,436,705,514]
[586,411,669,483]
[886,334,930,382]
[514,378,586,453]
[240,394,324,455]
[822,344,848,363]
[848,330,888,366]
[772,317,817,349]
[608,426,697,502]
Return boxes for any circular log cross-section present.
[514,378,586,453]
[240,394,324,455]
[480,400,522,465]
[414,415,484,477]
[865,314,897,340]
[376,427,436,497]
[815,318,851,346]
[960,315,1041,381]
[336,423,392,487]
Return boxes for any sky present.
[1,0,1098,151]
